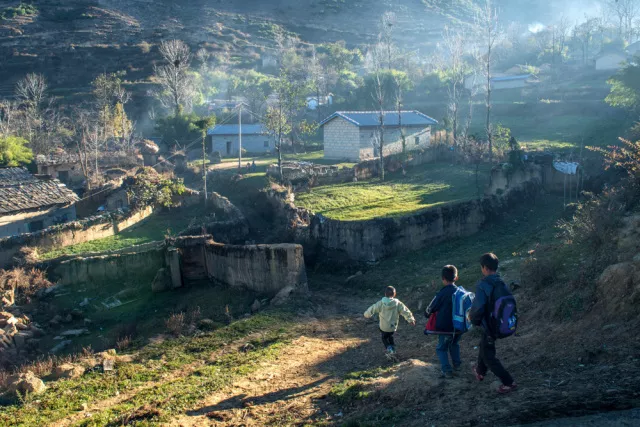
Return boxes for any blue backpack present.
[452,286,474,333]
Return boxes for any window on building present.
[415,136,420,145]
[264,141,269,148]
[29,220,44,232]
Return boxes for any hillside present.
[0,0,573,103]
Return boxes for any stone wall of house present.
[323,118,361,161]
[0,204,77,239]
[0,206,154,268]
[212,134,275,156]
[358,127,431,160]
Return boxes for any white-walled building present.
[208,124,276,156]
[320,111,438,162]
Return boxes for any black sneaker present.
[441,371,455,379]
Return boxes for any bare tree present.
[475,0,500,164]
[264,101,291,184]
[371,42,386,181]
[154,39,195,116]
[380,12,397,71]
[15,73,47,112]
[606,0,640,42]
[0,101,18,137]
[394,73,407,160]
[438,26,469,149]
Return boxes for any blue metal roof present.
[207,124,266,136]
[319,111,438,127]
[491,74,531,82]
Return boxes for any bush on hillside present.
[126,168,186,209]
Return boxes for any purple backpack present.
[491,293,518,339]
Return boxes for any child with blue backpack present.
[425,265,470,378]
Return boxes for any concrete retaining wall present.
[308,180,539,263]
[0,206,154,268]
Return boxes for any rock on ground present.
[6,372,46,395]
[54,363,85,380]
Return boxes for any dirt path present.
[169,325,365,426]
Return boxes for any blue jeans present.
[437,334,461,373]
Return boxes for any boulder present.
[50,340,72,353]
[270,286,296,306]
[6,372,46,395]
[53,363,85,380]
[13,332,32,348]
[151,268,172,293]
[250,299,261,313]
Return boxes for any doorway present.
[226,141,232,155]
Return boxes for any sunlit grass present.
[295,163,491,221]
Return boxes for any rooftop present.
[35,151,140,167]
[207,124,267,136]
[319,111,438,127]
[0,168,80,215]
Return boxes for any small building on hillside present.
[35,151,140,190]
[306,94,333,110]
[208,124,275,156]
[595,52,627,71]
[0,168,80,237]
[627,41,640,56]
[320,111,438,162]
[465,73,533,91]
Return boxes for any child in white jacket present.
[364,286,415,358]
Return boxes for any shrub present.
[165,312,186,337]
[0,268,53,306]
[556,191,624,250]
[519,250,559,290]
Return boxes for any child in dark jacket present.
[425,265,462,378]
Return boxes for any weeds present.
[0,267,52,306]
[165,312,186,337]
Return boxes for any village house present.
[306,94,333,110]
[320,111,438,162]
[0,168,80,238]
[35,151,141,190]
[208,124,276,157]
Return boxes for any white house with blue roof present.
[208,124,275,156]
[319,111,438,162]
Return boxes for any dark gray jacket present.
[469,274,511,334]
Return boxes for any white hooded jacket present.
[364,297,415,333]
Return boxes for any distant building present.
[208,124,276,156]
[595,52,627,71]
[465,73,533,91]
[320,111,438,162]
[306,94,333,110]
[627,41,640,56]
[0,168,79,237]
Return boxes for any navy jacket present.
[469,274,512,335]
[425,284,457,333]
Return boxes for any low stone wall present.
[204,242,307,295]
[45,246,165,287]
[0,206,155,268]
[43,236,308,298]
[485,164,543,196]
[179,192,249,243]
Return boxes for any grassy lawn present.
[39,208,203,260]
[295,163,491,221]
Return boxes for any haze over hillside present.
[0,0,604,99]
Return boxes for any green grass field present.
[295,163,491,221]
[39,209,201,260]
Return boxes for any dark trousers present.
[380,329,395,349]
[477,332,514,386]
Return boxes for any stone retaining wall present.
[0,206,154,268]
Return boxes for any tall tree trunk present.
[202,133,207,203]
[486,46,493,164]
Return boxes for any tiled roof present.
[207,124,267,136]
[0,167,36,185]
[320,111,438,127]
[0,168,79,215]
[35,152,140,168]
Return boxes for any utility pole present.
[238,103,242,171]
